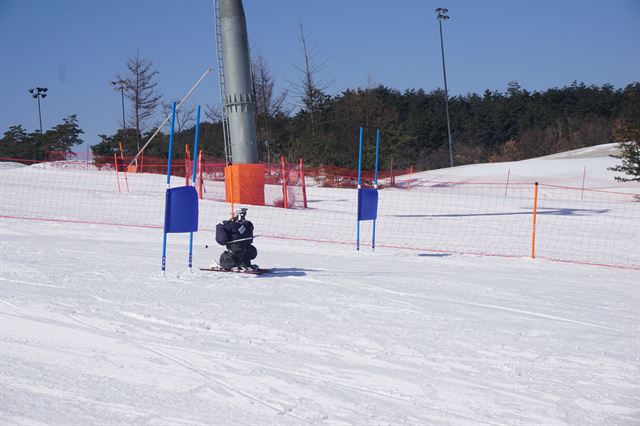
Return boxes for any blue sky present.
[1,0,639,158]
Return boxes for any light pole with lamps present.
[28,87,48,160]
[435,7,454,167]
[111,79,128,150]
[28,87,48,134]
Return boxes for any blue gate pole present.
[372,128,380,251]
[161,101,177,275]
[188,105,201,271]
[356,127,363,252]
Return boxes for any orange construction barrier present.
[224,163,265,206]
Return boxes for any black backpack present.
[215,221,231,245]
[216,219,254,246]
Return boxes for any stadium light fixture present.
[28,86,48,160]
[111,79,129,156]
[28,87,48,134]
[436,8,454,167]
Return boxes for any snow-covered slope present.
[1,144,638,425]
[398,143,635,191]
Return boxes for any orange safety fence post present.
[531,182,539,259]
[280,156,288,209]
[196,150,203,199]
[114,153,121,193]
[118,142,129,192]
[185,144,191,186]
[299,157,308,208]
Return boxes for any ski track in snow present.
[2,225,639,425]
[1,299,309,422]
[2,150,640,425]
[1,296,514,426]
[327,275,630,335]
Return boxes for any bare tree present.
[252,51,287,118]
[204,104,223,122]
[287,19,333,135]
[118,51,161,153]
[251,50,288,162]
[161,101,196,133]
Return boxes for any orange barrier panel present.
[224,163,265,207]
[228,164,235,218]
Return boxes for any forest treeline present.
[0,115,84,162]
[93,81,640,172]
[2,81,638,174]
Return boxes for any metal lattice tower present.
[214,0,232,165]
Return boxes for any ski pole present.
[226,234,260,244]
[204,234,260,248]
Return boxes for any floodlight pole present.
[36,95,43,134]
[28,87,48,160]
[436,8,454,167]
[111,80,130,163]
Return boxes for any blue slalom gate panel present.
[357,188,379,221]
[164,186,199,233]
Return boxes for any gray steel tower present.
[219,0,258,164]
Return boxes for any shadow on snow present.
[391,207,609,218]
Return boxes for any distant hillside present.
[399,143,637,192]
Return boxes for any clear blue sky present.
[2,0,639,159]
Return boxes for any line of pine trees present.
[272,81,639,171]
[1,50,637,181]
[93,82,639,172]
[0,115,84,162]
[88,52,640,178]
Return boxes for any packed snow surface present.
[1,145,639,425]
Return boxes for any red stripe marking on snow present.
[2,216,638,270]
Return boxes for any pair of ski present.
[199,266,273,275]
[201,235,271,274]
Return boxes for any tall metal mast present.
[218,0,258,165]
[436,7,454,167]
[214,0,232,165]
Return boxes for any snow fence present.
[1,160,638,269]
